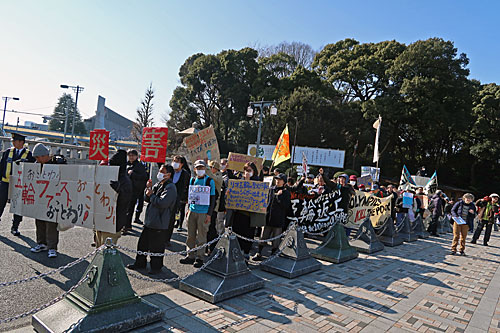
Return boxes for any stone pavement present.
[129,231,500,333]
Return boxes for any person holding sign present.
[0,132,35,236]
[128,164,177,274]
[471,193,499,246]
[30,144,67,258]
[180,160,216,268]
[450,193,476,255]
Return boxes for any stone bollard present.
[179,232,265,303]
[396,214,418,242]
[411,215,430,239]
[376,217,404,247]
[260,224,321,278]
[311,222,358,264]
[32,238,162,333]
[350,217,385,254]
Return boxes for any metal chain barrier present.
[0,246,104,288]
[116,233,224,257]
[127,249,223,283]
[0,272,90,324]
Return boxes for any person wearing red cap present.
[349,175,358,190]
[471,194,499,246]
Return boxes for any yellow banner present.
[347,190,392,228]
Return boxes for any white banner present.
[248,144,344,168]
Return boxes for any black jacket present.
[173,168,190,203]
[126,160,148,195]
[266,186,291,228]
[144,179,177,230]
[110,171,133,232]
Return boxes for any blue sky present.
[1,0,498,128]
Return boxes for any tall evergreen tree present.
[49,93,87,136]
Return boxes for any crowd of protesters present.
[1,135,498,272]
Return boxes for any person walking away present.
[175,156,191,231]
[95,150,133,247]
[165,155,190,246]
[123,149,148,234]
[29,144,66,258]
[427,190,445,236]
[471,193,499,246]
[179,160,215,268]
[127,164,177,274]
[252,173,291,261]
[451,193,476,255]
[0,132,35,236]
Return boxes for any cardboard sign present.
[347,190,392,228]
[141,127,168,162]
[361,166,380,182]
[357,175,373,189]
[188,185,210,205]
[402,192,414,209]
[184,126,220,163]
[10,163,119,233]
[227,152,263,173]
[89,129,110,161]
[225,179,269,214]
[288,190,348,232]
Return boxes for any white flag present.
[373,115,382,163]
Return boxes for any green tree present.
[132,83,155,142]
[49,93,87,136]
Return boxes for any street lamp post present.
[247,100,278,157]
[2,96,20,133]
[60,84,84,144]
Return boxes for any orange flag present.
[271,125,290,166]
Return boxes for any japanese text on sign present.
[188,185,210,205]
[89,129,110,161]
[225,179,269,214]
[10,164,119,233]
[183,126,220,162]
[141,127,168,162]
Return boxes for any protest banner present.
[141,127,168,163]
[288,189,348,232]
[10,163,119,232]
[225,179,269,214]
[402,192,414,209]
[184,125,220,162]
[357,175,373,189]
[347,190,392,228]
[248,144,345,168]
[188,185,211,206]
[89,129,110,161]
[361,166,380,182]
[227,152,263,173]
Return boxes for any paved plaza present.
[2,211,500,332]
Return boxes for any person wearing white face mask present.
[164,155,191,246]
[127,164,177,274]
[180,160,216,268]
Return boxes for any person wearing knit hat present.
[30,144,67,258]
[0,132,35,236]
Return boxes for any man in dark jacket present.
[95,150,133,247]
[252,173,291,261]
[123,149,148,233]
[427,190,445,236]
[0,132,35,236]
[128,164,177,274]
[451,193,476,255]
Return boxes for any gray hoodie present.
[144,179,177,230]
